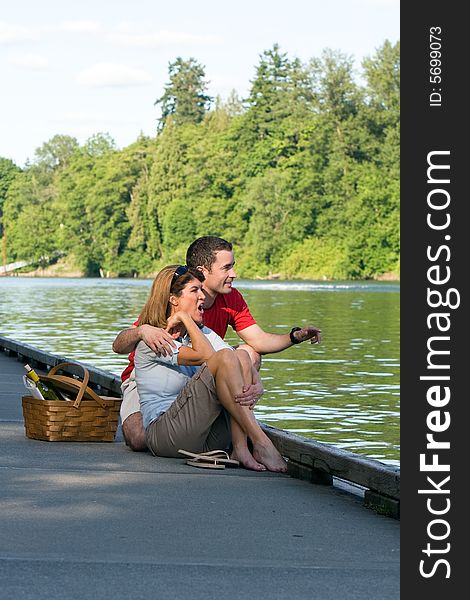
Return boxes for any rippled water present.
[0,277,400,466]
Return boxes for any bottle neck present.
[26,369,40,383]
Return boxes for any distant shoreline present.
[1,256,399,282]
[2,269,400,282]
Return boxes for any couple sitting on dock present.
[112,236,321,472]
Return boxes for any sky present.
[1,0,399,168]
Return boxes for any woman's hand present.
[166,311,190,339]
[168,311,214,366]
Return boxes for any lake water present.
[0,277,400,466]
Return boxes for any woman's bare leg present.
[207,349,287,472]
[230,418,266,471]
[230,350,266,470]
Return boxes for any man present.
[112,236,321,451]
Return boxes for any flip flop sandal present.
[185,459,225,470]
[178,449,240,468]
[178,449,229,460]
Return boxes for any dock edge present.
[0,335,400,518]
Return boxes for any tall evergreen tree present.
[155,57,212,130]
[234,44,313,175]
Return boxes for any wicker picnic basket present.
[21,361,122,442]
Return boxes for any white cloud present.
[8,52,49,70]
[106,29,222,48]
[0,21,38,44]
[76,63,153,88]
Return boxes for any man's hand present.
[293,325,322,345]
[234,380,264,410]
[140,324,177,356]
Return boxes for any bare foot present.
[231,447,267,471]
[253,441,288,473]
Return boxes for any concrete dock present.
[0,348,400,600]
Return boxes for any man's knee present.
[209,348,234,366]
[122,412,147,451]
[234,347,253,371]
[235,344,261,371]
[207,348,240,378]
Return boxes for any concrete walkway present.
[0,350,399,600]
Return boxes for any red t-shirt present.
[120,287,256,382]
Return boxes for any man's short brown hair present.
[186,236,233,271]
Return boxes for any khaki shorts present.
[120,369,140,423]
[145,364,231,458]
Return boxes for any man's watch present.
[289,327,302,344]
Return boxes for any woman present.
[134,264,287,472]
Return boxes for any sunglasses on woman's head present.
[173,265,188,280]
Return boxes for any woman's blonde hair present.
[138,265,204,328]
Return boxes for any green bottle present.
[24,364,61,401]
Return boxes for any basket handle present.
[48,362,107,409]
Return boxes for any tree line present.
[0,42,399,280]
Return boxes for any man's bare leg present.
[207,349,287,472]
[122,412,147,451]
[235,344,261,371]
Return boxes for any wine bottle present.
[22,375,46,400]
[24,364,62,401]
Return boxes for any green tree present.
[155,57,212,130]
[309,49,360,122]
[33,134,79,173]
[83,132,116,157]
[240,169,315,272]
[3,169,60,265]
[53,134,153,275]
[125,136,162,269]
[280,237,349,280]
[0,157,21,237]
[341,162,399,278]
[54,148,98,273]
[234,44,314,175]
[362,41,400,128]
[162,198,196,253]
